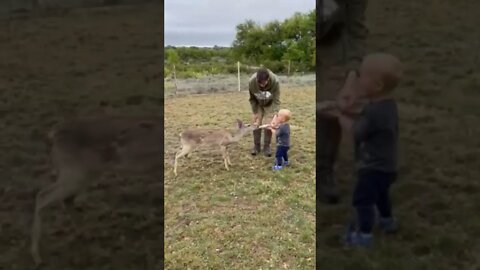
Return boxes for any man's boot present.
[251,128,262,155]
[263,128,272,157]
[317,114,342,204]
[318,173,340,204]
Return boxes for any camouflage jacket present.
[248,69,280,114]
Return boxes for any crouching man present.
[249,67,281,157]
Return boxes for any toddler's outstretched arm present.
[336,70,367,116]
[318,70,367,118]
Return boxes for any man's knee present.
[256,112,265,125]
[317,118,342,158]
[318,171,336,184]
[263,108,274,124]
[353,192,376,208]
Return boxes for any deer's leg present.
[226,147,232,166]
[31,168,86,266]
[220,145,229,170]
[174,144,192,176]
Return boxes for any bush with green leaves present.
[164,9,315,78]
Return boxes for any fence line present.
[169,60,297,96]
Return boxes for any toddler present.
[267,109,291,170]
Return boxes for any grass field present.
[318,0,480,269]
[164,85,316,269]
[0,4,163,269]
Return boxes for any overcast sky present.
[165,0,315,47]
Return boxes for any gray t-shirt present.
[353,99,398,173]
[276,123,290,147]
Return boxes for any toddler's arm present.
[338,114,355,134]
[336,70,367,116]
[269,124,278,136]
[318,70,365,118]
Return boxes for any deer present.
[30,114,163,267]
[173,119,257,176]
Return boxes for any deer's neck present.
[231,130,247,142]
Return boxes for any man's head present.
[277,109,292,123]
[358,53,403,98]
[256,68,270,88]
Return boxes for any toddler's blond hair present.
[278,109,292,121]
[363,53,403,93]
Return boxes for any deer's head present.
[235,119,256,138]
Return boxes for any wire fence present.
[164,61,315,97]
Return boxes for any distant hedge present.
[164,9,315,78]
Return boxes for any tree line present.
[165,9,315,78]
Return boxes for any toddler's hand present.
[267,124,279,131]
[337,70,360,112]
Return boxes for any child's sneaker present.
[378,217,398,234]
[342,231,373,248]
[283,161,290,166]
[272,165,283,171]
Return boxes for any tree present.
[166,48,180,66]
[232,9,316,72]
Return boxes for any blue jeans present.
[275,145,289,166]
[352,170,397,234]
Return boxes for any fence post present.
[237,61,241,91]
[287,60,291,77]
[173,64,178,95]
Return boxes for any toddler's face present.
[276,113,287,123]
[358,60,384,98]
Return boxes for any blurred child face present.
[358,59,385,98]
[276,113,287,123]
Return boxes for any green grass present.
[164,86,315,269]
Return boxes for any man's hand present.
[318,101,338,112]
[318,101,342,119]
[319,108,341,118]
[268,124,277,135]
